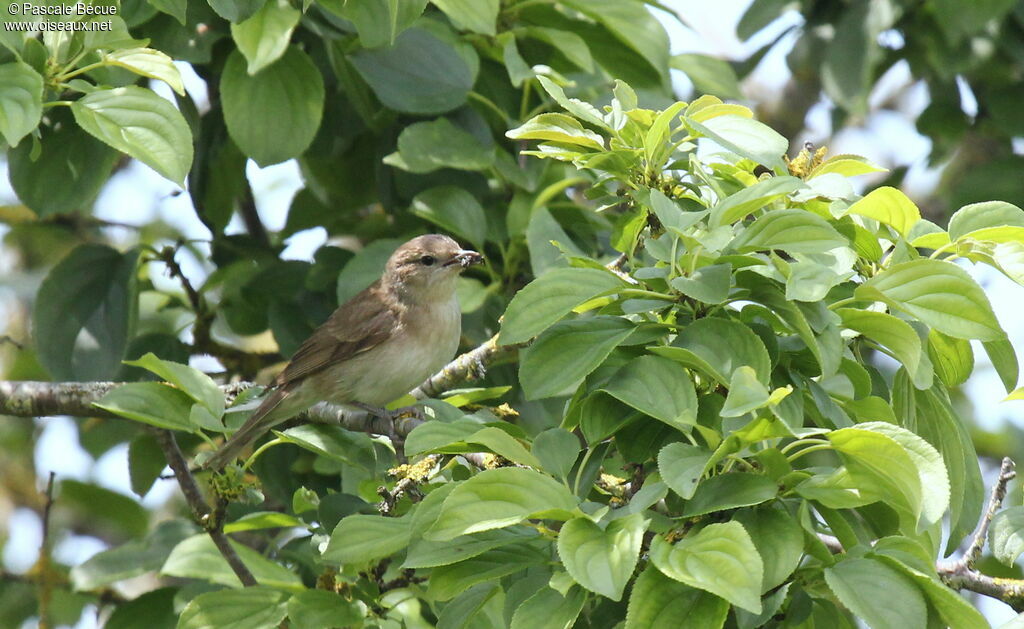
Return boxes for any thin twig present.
[37,471,56,629]
[152,429,258,587]
[964,457,1016,569]
[157,245,281,377]
[377,454,441,515]
[0,335,24,350]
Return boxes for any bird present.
[203,234,483,470]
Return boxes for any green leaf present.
[649,522,764,613]
[162,534,303,590]
[431,0,498,35]
[221,47,324,166]
[670,264,731,304]
[688,114,788,169]
[351,26,475,114]
[948,200,1024,241]
[70,86,192,185]
[893,375,985,555]
[873,546,988,629]
[230,0,301,74]
[322,0,427,48]
[855,259,1004,341]
[286,589,364,629]
[411,186,488,248]
[532,428,580,479]
[600,355,697,429]
[94,382,195,431]
[560,0,670,82]
[808,153,887,178]
[149,0,187,24]
[388,117,494,173]
[424,468,578,540]
[500,267,625,345]
[507,113,605,150]
[8,111,118,216]
[405,526,537,569]
[33,244,139,381]
[427,540,549,600]
[322,515,411,564]
[123,352,224,417]
[335,238,402,304]
[824,558,927,629]
[276,424,378,470]
[658,443,713,500]
[70,520,194,590]
[985,337,1020,393]
[731,209,848,254]
[990,506,1024,565]
[556,513,646,600]
[838,309,932,390]
[223,511,303,533]
[681,473,778,517]
[520,317,636,400]
[827,426,924,532]
[732,508,804,592]
[652,316,771,385]
[720,366,771,417]
[128,433,167,497]
[466,427,541,468]
[927,329,973,387]
[521,27,593,72]
[510,585,586,629]
[709,176,804,227]
[671,53,742,99]
[862,421,950,529]
[104,587,177,629]
[177,587,289,629]
[404,418,482,456]
[207,0,267,23]
[436,584,499,629]
[844,186,921,237]
[103,48,185,95]
[625,567,728,629]
[0,61,43,146]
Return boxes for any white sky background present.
[1,1,1024,626]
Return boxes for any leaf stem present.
[787,442,834,462]
[242,437,284,471]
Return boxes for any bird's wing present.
[274,280,401,386]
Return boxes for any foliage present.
[737,0,1024,214]
[4,1,1024,628]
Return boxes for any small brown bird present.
[204,234,482,469]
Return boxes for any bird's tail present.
[203,387,292,470]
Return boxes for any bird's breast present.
[315,297,461,406]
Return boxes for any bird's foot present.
[468,355,487,380]
[354,402,424,422]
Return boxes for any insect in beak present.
[444,250,483,268]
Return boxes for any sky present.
[2,1,1024,626]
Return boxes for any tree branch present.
[818,457,1024,611]
[151,429,258,587]
[0,324,517,436]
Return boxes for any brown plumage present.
[204,234,482,470]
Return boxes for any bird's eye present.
[420,255,436,266]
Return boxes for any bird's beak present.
[444,249,483,268]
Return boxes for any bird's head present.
[384,234,482,299]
